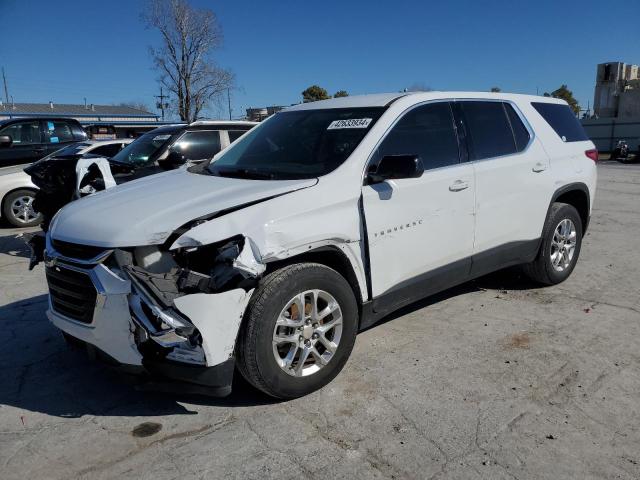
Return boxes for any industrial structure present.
[593,62,640,118]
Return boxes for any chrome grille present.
[51,239,107,261]
[46,265,97,323]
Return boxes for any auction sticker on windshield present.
[327,118,372,129]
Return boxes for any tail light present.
[585,149,598,162]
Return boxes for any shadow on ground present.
[364,267,543,328]
[0,294,278,419]
[0,228,33,259]
[0,266,541,418]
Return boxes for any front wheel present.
[523,202,583,285]
[237,263,358,399]
[2,189,42,227]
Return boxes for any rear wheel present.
[2,189,42,227]
[523,202,583,285]
[237,263,358,399]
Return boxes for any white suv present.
[41,92,597,398]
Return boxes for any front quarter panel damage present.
[173,289,254,366]
[168,184,368,301]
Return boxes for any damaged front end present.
[24,155,129,232]
[45,234,265,396]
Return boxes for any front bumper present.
[43,239,239,395]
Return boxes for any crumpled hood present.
[50,168,317,247]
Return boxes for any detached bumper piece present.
[140,357,235,397]
[64,334,235,397]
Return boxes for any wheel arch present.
[265,245,365,309]
[550,183,591,235]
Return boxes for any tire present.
[237,263,358,399]
[2,189,42,228]
[523,202,583,285]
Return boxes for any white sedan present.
[0,139,132,227]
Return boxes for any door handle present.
[532,162,547,172]
[34,147,46,153]
[449,180,469,192]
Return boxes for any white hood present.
[50,168,317,247]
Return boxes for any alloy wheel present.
[550,218,577,272]
[10,195,38,224]
[272,289,343,377]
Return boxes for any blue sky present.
[0,0,638,119]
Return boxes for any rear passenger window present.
[45,121,74,144]
[460,101,516,160]
[531,102,589,142]
[505,104,531,151]
[375,102,459,170]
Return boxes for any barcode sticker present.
[327,118,372,130]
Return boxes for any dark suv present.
[0,117,87,167]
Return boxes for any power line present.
[155,86,169,121]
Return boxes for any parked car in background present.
[1,139,132,227]
[25,120,257,230]
[0,117,87,167]
[38,92,596,399]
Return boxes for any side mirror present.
[367,155,424,184]
[166,150,186,166]
[0,135,12,148]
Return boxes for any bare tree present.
[143,0,234,122]
[406,82,433,92]
[116,101,153,113]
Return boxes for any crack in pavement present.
[76,415,235,478]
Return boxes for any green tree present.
[544,85,580,114]
[302,85,330,102]
[490,86,501,92]
[334,90,349,98]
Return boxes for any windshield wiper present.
[212,167,278,180]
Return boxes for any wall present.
[582,117,640,151]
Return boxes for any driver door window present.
[0,121,41,145]
[361,102,475,301]
[0,121,44,167]
[374,102,460,170]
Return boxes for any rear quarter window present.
[504,104,531,151]
[531,102,589,142]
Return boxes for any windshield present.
[208,107,385,179]
[50,143,92,157]
[111,131,174,165]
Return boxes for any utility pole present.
[2,67,9,104]
[155,86,169,121]
[227,88,232,120]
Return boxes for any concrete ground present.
[1,161,639,480]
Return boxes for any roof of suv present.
[189,120,258,128]
[145,120,258,136]
[0,116,84,127]
[286,91,568,111]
